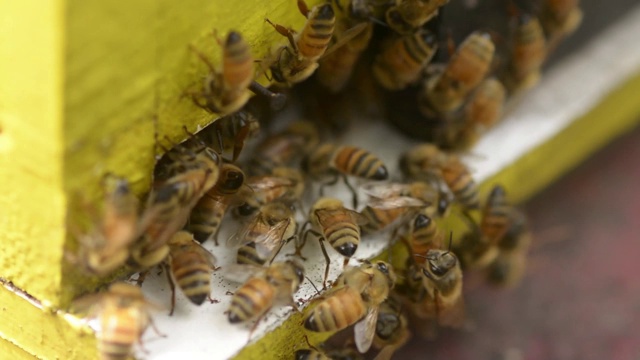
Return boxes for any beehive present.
[1,0,640,359]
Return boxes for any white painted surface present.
[110,5,640,360]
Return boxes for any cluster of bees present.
[67,0,582,359]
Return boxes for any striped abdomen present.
[171,249,212,305]
[304,287,366,332]
[319,211,361,257]
[372,29,438,90]
[222,31,253,92]
[481,185,510,243]
[298,4,335,60]
[228,278,275,323]
[440,160,479,210]
[442,32,494,93]
[410,214,443,262]
[188,194,227,243]
[236,242,267,266]
[98,309,146,360]
[331,146,388,180]
[511,15,546,80]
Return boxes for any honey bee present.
[72,282,163,360]
[400,144,479,211]
[70,177,140,276]
[234,167,305,218]
[130,146,220,270]
[413,248,465,328]
[295,335,363,360]
[385,0,449,35]
[188,31,254,115]
[165,231,217,315]
[247,120,319,176]
[199,110,260,162]
[539,0,583,43]
[419,31,495,116]
[505,13,547,92]
[407,211,444,263]
[316,1,374,92]
[228,202,298,266]
[187,163,246,245]
[303,144,389,208]
[457,184,510,269]
[455,77,506,149]
[372,298,411,360]
[487,208,532,287]
[304,261,397,353]
[301,197,368,286]
[372,28,439,91]
[265,2,336,86]
[226,259,305,325]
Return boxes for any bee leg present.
[163,263,177,316]
[249,81,287,111]
[265,19,298,52]
[319,173,340,196]
[147,316,167,339]
[134,270,150,286]
[247,312,268,344]
[297,0,310,17]
[341,174,359,208]
[208,295,220,304]
[318,238,332,289]
[188,44,217,74]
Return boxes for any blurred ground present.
[396,125,640,360]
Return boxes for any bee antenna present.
[368,16,388,27]
[444,231,453,255]
[305,276,322,296]
[413,253,428,259]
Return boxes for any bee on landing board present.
[130,145,221,271]
[303,144,389,208]
[198,110,261,162]
[486,207,532,288]
[165,231,217,315]
[68,177,140,277]
[303,261,397,353]
[385,0,449,35]
[226,260,305,328]
[539,0,583,47]
[234,167,305,218]
[300,197,368,287]
[372,28,439,91]
[419,31,496,117]
[187,163,246,245]
[372,297,411,360]
[504,13,547,92]
[228,202,298,266]
[72,282,164,360]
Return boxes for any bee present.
[413,248,465,328]
[487,208,532,287]
[265,2,336,86]
[72,282,162,360]
[385,0,449,35]
[165,231,217,315]
[407,212,444,263]
[234,167,305,218]
[130,146,220,270]
[187,163,246,245]
[539,0,583,42]
[188,31,254,115]
[372,298,411,360]
[247,120,319,176]
[400,144,479,211]
[455,77,506,149]
[226,259,305,325]
[303,144,389,208]
[301,197,368,286]
[372,28,439,91]
[69,177,140,276]
[316,1,374,92]
[419,31,495,116]
[228,202,298,266]
[199,110,260,162]
[505,14,547,92]
[295,335,363,360]
[304,261,397,353]
[359,182,437,234]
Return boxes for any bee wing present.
[223,263,263,283]
[367,196,428,210]
[360,182,407,199]
[321,22,369,58]
[193,240,217,267]
[354,305,379,353]
[247,176,295,193]
[225,214,261,248]
[70,293,105,314]
[253,218,292,259]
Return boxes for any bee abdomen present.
[228,278,274,323]
[99,340,133,360]
[299,4,335,59]
[442,167,479,209]
[332,146,388,180]
[223,31,253,91]
[236,242,267,266]
[304,288,366,332]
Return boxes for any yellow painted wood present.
[0,282,97,360]
[0,337,37,360]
